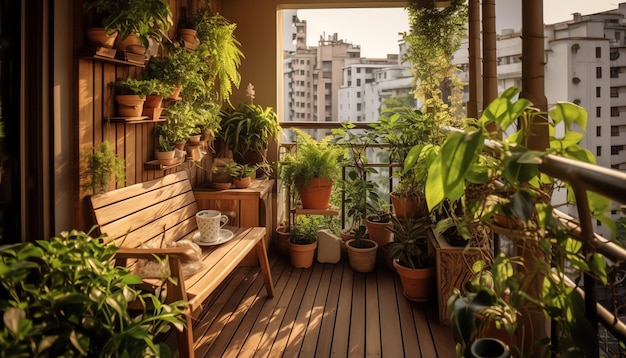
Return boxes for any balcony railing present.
[278,120,626,354]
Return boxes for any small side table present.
[194,179,274,266]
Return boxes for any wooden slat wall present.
[76,0,212,230]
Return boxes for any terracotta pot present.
[175,140,187,151]
[390,192,429,219]
[365,219,393,248]
[115,95,145,118]
[345,239,378,273]
[296,177,333,209]
[143,95,163,109]
[275,226,292,255]
[86,27,117,48]
[211,182,232,190]
[141,107,163,121]
[393,260,436,302]
[116,33,141,51]
[188,134,202,146]
[233,177,251,189]
[470,338,510,358]
[179,28,198,43]
[156,150,176,166]
[169,84,183,100]
[288,240,317,268]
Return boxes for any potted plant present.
[225,162,258,189]
[0,228,185,357]
[219,83,281,166]
[144,45,209,100]
[433,87,611,355]
[278,129,344,210]
[371,107,446,219]
[83,0,172,52]
[288,215,319,269]
[81,140,125,194]
[386,215,436,302]
[111,77,171,118]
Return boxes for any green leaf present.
[425,154,445,210]
[590,253,607,285]
[550,102,588,130]
[402,144,424,175]
[439,129,483,200]
[566,253,590,272]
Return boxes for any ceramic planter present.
[470,338,510,358]
[296,177,333,209]
[86,27,117,48]
[365,219,393,248]
[345,239,378,273]
[233,176,251,189]
[155,150,176,166]
[393,260,436,302]
[275,226,292,255]
[288,240,317,268]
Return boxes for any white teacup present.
[196,210,229,243]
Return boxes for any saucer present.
[192,229,235,246]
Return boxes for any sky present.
[296,1,621,58]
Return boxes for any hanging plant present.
[404,0,467,126]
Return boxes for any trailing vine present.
[404,0,467,126]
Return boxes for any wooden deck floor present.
[165,251,456,357]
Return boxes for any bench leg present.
[177,310,195,358]
[255,240,275,298]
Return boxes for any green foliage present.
[278,129,344,188]
[291,215,339,245]
[224,162,266,179]
[83,0,172,48]
[0,228,186,357]
[144,46,209,100]
[219,99,281,156]
[386,215,432,269]
[371,107,445,197]
[112,77,172,98]
[160,101,204,142]
[190,9,244,105]
[404,0,466,126]
[331,122,381,239]
[82,140,125,194]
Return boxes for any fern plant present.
[190,8,244,105]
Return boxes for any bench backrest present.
[89,171,199,248]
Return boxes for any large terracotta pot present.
[365,218,393,248]
[296,177,333,209]
[233,176,251,189]
[288,240,317,268]
[345,239,378,273]
[86,28,117,47]
[155,150,176,166]
[393,260,436,302]
[390,192,429,219]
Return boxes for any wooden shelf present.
[80,51,145,68]
[143,157,185,170]
[105,116,166,124]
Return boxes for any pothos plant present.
[0,228,186,357]
[429,87,611,356]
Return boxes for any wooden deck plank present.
[348,272,366,357]
[395,275,423,357]
[299,263,335,356]
[427,301,457,357]
[330,260,354,357]
[282,262,325,357]
[413,305,438,357]
[314,262,345,357]
[365,269,382,356]
[377,266,405,357]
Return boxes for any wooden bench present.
[89,171,275,358]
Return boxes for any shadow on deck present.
[164,250,456,357]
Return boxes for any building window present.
[611,87,619,97]
[596,67,602,78]
[597,126,602,137]
[611,145,623,155]
[611,126,620,136]
[597,146,602,156]
[596,46,602,58]
[612,107,620,116]
[596,87,601,97]
[612,164,620,169]
[357,79,361,86]
[596,106,601,117]
[611,67,619,78]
